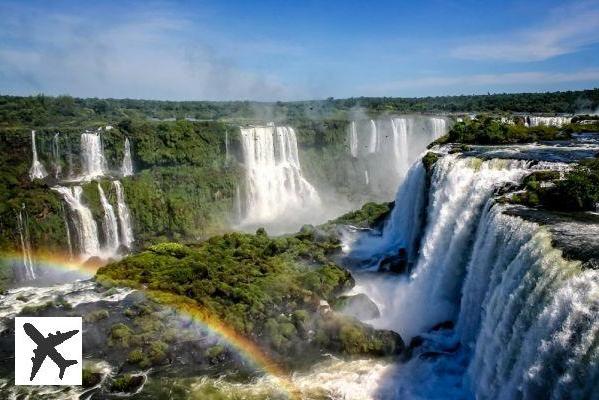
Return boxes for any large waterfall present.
[121,138,134,177]
[39,128,136,260]
[113,180,134,250]
[458,207,598,399]
[28,130,48,180]
[349,153,599,398]
[239,125,320,225]
[81,132,107,179]
[53,181,134,260]
[347,116,449,199]
[53,186,101,259]
[98,183,120,255]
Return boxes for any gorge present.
[1,92,598,399]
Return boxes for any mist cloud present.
[0,3,299,101]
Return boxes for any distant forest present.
[1,88,598,128]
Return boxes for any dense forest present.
[1,88,598,128]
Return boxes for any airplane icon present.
[23,322,79,381]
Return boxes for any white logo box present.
[14,317,82,385]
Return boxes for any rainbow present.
[1,251,300,398]
[0,251,102,277]
[143,290,300,398]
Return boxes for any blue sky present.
[1,0,598,100]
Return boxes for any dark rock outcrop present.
[378,248,408,274]
[333,293,380,320]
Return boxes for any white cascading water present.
[98,183,120,255]
[16,208,36,280]
[368,120,379,154]
[390,118,410,176]
[121,138,134,177]
[430,117,447,140]
[349,121,359,158]
[526,116,571,127]
[356,156,534,338]
[457,206,599,400]
[62,205,74,260]
[348,116,449,200]
[112,180,134,250]
[350,160,427,267]
[350,154,598,398]
[29,130,48,180]
[80,131,107,179]
[53,186,100,259]
[234,185,243,223]
[239,125,320,224]
[225,130,230,161]
[52,132,62,179]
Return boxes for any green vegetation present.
[562,121,599,134]
[509,159,599,211]
[2,90,598,128]
[110,374,145,393]
[97,229,403,365]
[0,119,241,262]
[422,152,441,173]
[328,201,392,229]
[443,116,569,145]
[82,368,103,388]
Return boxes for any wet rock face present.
[378,248,408,274]
[333,293,380,320]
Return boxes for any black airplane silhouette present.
[23,323,79,381]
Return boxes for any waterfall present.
[348,121,358,158]
[358,156,533,338]
[350,161,427,267]
[368,120,379,154]
[234,184,243,222]
[81,131,107,179]
[455,207,599,399]
[62,205,74,260]
[113,181,134,250]
[53,186,100,259]
[121,138,134,177]
[348,116,448,199]
[239,125,320,224]
[52,132,62,179]
[16,207,36,280]
[225,130,230,161]
[527,116,571,127]
[364,170,369,186]
[350,153,598,398]
[98,183,120,255]
[430,117,447,140]
[390,118,409,176]
[29,130,48,180]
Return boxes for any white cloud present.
[0,3,301,100]
[451,1,599,62]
